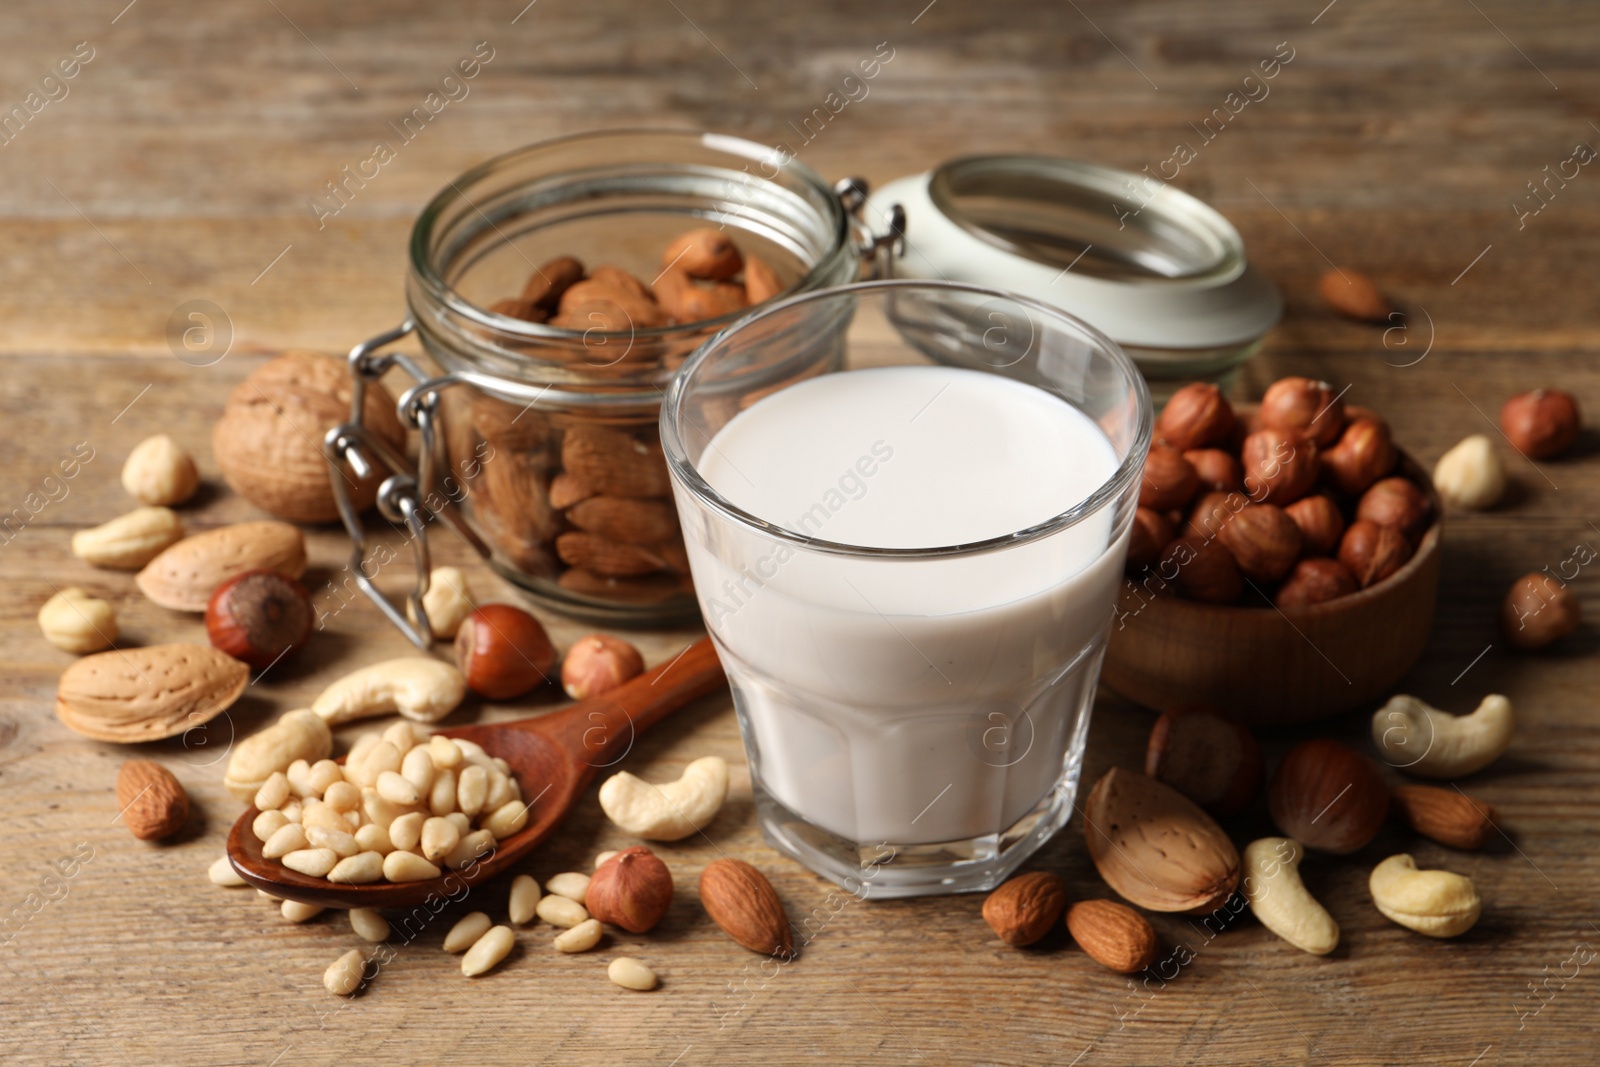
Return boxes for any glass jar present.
[324,130,869,639]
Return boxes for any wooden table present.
[2,2,1596,1064]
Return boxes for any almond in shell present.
[1082,767,1241,914]
[698,858,793,957]
[57,644,248,742]
[136,521,307,611]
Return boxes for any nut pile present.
[1132,376,1438,608]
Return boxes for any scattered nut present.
[444,911,493,953]
[1318,268,1393,322]
[1065,899,1160,974]
[411,566,474,640]
[349,908,390,942]
[607,956,659,991]
[586,846,674,934]
[311,658,466,724]
[553,918,603,953]
[38,587,117,653]
[209,855,247,887]
[1082,768,1240,914]
[1390,784,1499,850]
[594,850,620,869]
[1242,838,1338,956]
[562,635,645,700]
[57,643,248,744]
[1268,739,1389,854]
[115,759,189,841]
[1433,435,1506,510]
[534,893,589,928]
[1371,694,1514,779]
[509,874,541,924]
[281,899,324,923]
[224,709,333,802]
[1500,388,1581,459]
[1368,853,1481,938]
[323,948,366,996]
[461,924,516,976]
[454,604,558,700]
[544,871,591,904]
[121,434,200,506]
[70,506,185,570]
[1501,572,1581,649]
[982,871,1067,947]
[699,858,793,957]
[1144,707,1263,817]
[136,520,307,612]
[598,755,728,840]
[206,569,314,670]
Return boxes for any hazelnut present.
[1127,507,1174,571]
[1317,268,1393,322]
[1500,572,1581,650]
[562,634,645,700]
[1500,388,1581,459]
[1217,504,1303,583]
[1144,707,1263,817]
[454,604,559,700]
[1183,448,1244,493]
[1337,519,1413,587]
[585,846,674,933]
[1161,536,1244,605]
[1274,558,1359,610]
[1241,428,1319,506]
[1433,434,1506,510]
[1355,477,1432,542]
[1156,383,1236,450]
[1259,377,1346,447]
[1139,445,1201,512]
[1321,417,1396,496]
[121,434,200,507]
[205,570,314,670]
[1268,738,1389,854]
[1284,494,1346,557]
[1183,490,1247,542]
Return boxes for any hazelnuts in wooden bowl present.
[1104,377,1442,725]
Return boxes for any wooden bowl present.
[1102,453,1441,726]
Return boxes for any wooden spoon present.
[227,637,724,908]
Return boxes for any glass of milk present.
[661,280,1151,897]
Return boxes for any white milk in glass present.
[686,364,1125,845]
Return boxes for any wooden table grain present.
[2,2,1597,1064]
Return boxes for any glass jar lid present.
[866,155,1281,351]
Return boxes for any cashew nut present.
[1242,837,1339,956]
[312,658,466,725]
[1368,853,1481,937]
[1371,694,1513,779]
[224,709,332,803]
[598,755,728,841]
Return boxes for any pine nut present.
[362,790,409,829]
[421,817,460,862]
[595,850,619,869]
[208,855,246,887]
[377,770,421,807]
[401,745,436,793]
[383,720,421,751]
[461,925,515,977]
[458,765,488,817]
[302,800,350,833]
[283,848,339,877]
[607,957,658,991]
[389,811,424,852]
[382,850,440,882]
[429,735,463,769]
[256,889,281,902]
[347,731,380,767]
[343,809,362,830]
[430,768,458,816]
[456,739,490,766]
[445,812,471,834]
[534,894,588,928]
[328,851,385,884]
[281,899,325,923]
[553,918,602,953]
[280,800,302,824]
[324,949,365,996]
[545,872,590,904]
[493,757,511,775]
[306,827,360,858]
[483,800,528,840]
[262,824,309,859]
[349,908,389,942]
[255,772,291,811]
[253,809,289,843]
[444,911,492,953]
[323,780,361,812]
[286,758,315,797]
[366,741,402,780]
[354,823,393,854]
[509,874,541,924]
[484,769,513,811]
[445,829,496,870]
[309,759,344,796]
